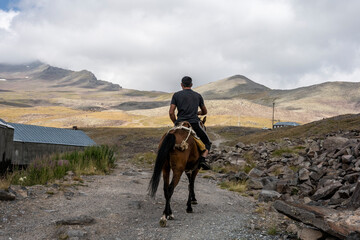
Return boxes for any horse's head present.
[200,116,207,131]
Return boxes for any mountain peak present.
[227,75,250,81]
[195,75,270,99]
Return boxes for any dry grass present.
[130,152,157,168]
[219,181,247,193]
[0,177,12,190]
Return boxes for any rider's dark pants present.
[190,122,212,152]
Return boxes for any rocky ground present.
[209,129,360,239]
[0,159,291,240]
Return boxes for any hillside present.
[236,113,360,144]
[1,62,360,128]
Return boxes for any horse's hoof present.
[191,200,198,205]
[186,208,193,213]
[159,216,167,227]
[167,214,175,220]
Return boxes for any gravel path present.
[0,163,281,240]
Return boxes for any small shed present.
[273,122,300,129]
[9,122,96,165]
[0,119,14,173]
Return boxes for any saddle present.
[168,121,206,152]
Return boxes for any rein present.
[167,122,199,151]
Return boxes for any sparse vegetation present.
[211,164,242,174]
[219,181,247,193]
[267,225,278,235]
[1,145,115,187]
[243,151,257,173]
[271,148,294,157]
[130,151,156,167]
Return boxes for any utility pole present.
[272,101,275,129]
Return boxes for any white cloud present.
[0,0,360,92]
[0,9,18,30]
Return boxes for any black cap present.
[181,76,192,86]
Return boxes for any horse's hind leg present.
[160,165,170,227]
[163,169,182,221]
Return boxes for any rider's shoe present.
[198,156,211,170]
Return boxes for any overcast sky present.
[1,0,360,92]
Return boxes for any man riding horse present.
[169,76,211,170]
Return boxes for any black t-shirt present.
[171,89,204,124]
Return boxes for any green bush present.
[10,145,115,186]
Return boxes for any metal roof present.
[0,118,14,129]
[8,122,96,146]
[274,122,300,126]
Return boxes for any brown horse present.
[148,119,206,227]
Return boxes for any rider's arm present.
[169,104,177,123]
[198,104,207,115]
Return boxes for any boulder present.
[342,155,354,164]
[248,168,264,178]
[0,190,15,201]
[55,215,95,225]
[276,179,291,194]
[344,173,360,184]
[261,176,279,191]
[235,142,246,149]
[323,137,348,151]
[247,178,263,190]
[258,190,281,202]
[297,227,323,240]
[311,182,342,201]
[286,223,299,235]
[299,168,310,181]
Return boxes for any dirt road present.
[1,161,280,240]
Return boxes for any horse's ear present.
[202,116,207,125]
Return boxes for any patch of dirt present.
[0,161,285,240]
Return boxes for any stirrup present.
[198,157,211,170]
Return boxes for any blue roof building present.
[10,123,95,146]
[273,122,300,128]
[0,119,96,165]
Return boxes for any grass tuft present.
[219,181,247,193]
[267,225,278,235]
[130,152,156,168]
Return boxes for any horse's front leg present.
[186,169,199,213]
[186,172,193,213]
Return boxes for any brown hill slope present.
[236,113,360,144]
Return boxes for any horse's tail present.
[148,133,176,198]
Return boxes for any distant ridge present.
[0,61,121,91]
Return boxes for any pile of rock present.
[209,129,360,208]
